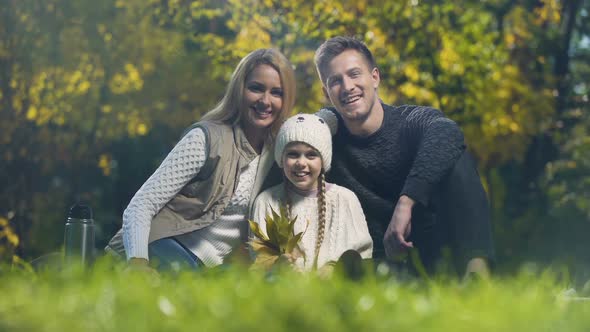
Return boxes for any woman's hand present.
[125,257,160,278]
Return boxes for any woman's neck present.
[242,125,266,154]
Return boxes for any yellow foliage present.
[439,37,465,75]
[98,154,112,176]
[403,65,420,82]
[101,105,113,114]
[109,63,144,94]
[505,6,534,44]
[11,255,34,273]
[504,33,516,47]
[234,21,272,51]
[78,81,91,94]
[509,122,520,133]
[37,107,53,125]
[137,123,148,136]
[0,217,19,248]
[399,82,437,105]
[534,0,561,25]
[70,70,82,85]
[26,106,38,120]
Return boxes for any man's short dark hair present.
[314,36,377,85]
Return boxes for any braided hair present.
[313,170,327,269]
[283,169,327,270]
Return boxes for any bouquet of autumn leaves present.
[248,205,306,270]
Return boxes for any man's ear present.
[372,67,380,89]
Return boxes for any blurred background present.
[0,0,588,276]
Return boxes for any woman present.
[106,48,296,271]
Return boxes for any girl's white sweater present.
[251,183,373,271]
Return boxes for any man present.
[315,36,494,278]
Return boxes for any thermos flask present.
[64,203,95,265]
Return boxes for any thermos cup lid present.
[68,203,93,219]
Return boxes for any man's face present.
[322,49,380,123]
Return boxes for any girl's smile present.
[282,142,323,191]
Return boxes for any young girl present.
[251,113,373,271]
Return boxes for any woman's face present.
[282,142,322,191]
[240,64,284,135]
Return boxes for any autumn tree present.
[0,0,587,269]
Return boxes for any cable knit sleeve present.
[400,106,465,206]
[122,127,207,260]
[339,187,373,259]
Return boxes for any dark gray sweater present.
[324,103,465,256]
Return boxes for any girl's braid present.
[283,176,293,220]
[313,170,327,269]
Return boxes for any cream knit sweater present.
[251,183,373,271]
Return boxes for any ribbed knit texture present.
[175,156,259,267]
[123,127,207,260]
[274,113,333,172]
[321,104,465,257]
[251,183,373,271]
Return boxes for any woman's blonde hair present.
[201,48,296,139]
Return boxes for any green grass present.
[0,257,589,331]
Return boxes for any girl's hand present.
[317,263,335,279]
[278,253,298,265]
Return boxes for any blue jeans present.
[148,237,204,271]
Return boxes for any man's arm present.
[400,106,465,206]
[384,106,465,258]
[383,195,414,258]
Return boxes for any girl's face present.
[240,64,284,135]
[283,142,323,191]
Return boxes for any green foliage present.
[0,258,590,331]
[542,3,590,220]
[544,125,590,218]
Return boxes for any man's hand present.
[383,195,415,259]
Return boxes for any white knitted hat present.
[274,113,332,172]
